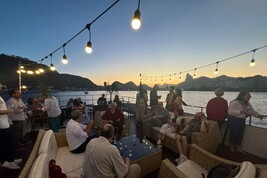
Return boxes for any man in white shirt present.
[0,83,22,169]
[6,89,28,143]
[66,110,98,154]
[41,92,62,132]
[81,124,141,178]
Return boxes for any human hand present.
[87,120,94,127]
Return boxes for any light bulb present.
[214,68,218,74]
[39,68,44,73]
[131,9,141,30]
[50,64,56,71]
[27,70,34,75]
[85,41,93,54]
[62,55,68,64]
[250,59,255,67]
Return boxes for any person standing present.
[6,89,28,144]
[228,90,266,153]
[97,94,107,105]
[165,86,175,111]
[206,88,228,129]
[136,87,148,122]
[41,92,62,132]
[150,84,160,111]
[0,83,22,169]
[81,124,141,178]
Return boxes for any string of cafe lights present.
[18,0,142,73]
[140,44,267,83]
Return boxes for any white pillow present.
[28,153,49,178]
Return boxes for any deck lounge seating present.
[150,115,220,153]
[19,129,84,178]
[158,144,267,178]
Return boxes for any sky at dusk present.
[1,0,267,86]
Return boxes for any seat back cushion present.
[38,129,58,161]
[28,153,49,178]
[177,159,208,178]
[234,161,256,178]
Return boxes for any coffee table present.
[115,135,162,177]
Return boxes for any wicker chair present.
[158,144,267,178]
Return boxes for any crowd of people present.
[1,82,266,178]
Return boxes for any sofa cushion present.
[38,129,58,161]
[234,161,255,178]
[28,153,49,178]
[177,159,208,178]
[56,146,84,175]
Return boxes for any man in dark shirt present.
[97,94,107,105]
[102,102,125,140]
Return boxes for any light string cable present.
[36,0,121,64]
[141,44,267,82]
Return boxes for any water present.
[1,90,266,128]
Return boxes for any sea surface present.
[1,90,267,128]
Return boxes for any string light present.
[161,76,163,83]
[214,62,219,75]
[61,44,68,64]
[169,75,172,82]
[140,45,267,84]
[85,24,93,54]
[131,0,141,30]
[250,49,256,67]
[50,54,56,71]
[193,68,197,79]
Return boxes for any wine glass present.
[128,143,134,157]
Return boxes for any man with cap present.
[206,88,228,129]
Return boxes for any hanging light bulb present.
[250,49,256,67]
[169,75,172,82]
[39,68,44,73]
[27,70,34,75]
[161,76,163,83]
[50,63,56,71]
[193,68,197,79]
[214,62,219,75]
[155,76,157,82]
[131,0,141,30]
[50,53,56,71]
[62,44,68,64]
[179,72,182,81]
[35,70,40,74]
[150,77,152,82]
[85,24,93,54]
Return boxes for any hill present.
[0,54,98,90]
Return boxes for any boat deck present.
[1,115,267,178]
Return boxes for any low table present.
[115,135,162,177]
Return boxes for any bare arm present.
[200,117,208,133]
[84,120,94,135]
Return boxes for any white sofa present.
[27,130,84,178]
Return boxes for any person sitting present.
[97,94,107,105]
[175,112,209,165]
[157,115,185,145]
[102,102,125,140]
[71,99,84,111]
[113,95,122,110]
[81,124,141,178]
[142,101,169,138]
[206,88,228,129]
[66,110,98,154]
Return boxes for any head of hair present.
[101,124,114,139]
[72,99,81,107]
[71,110,82,120]
[175,88,182,97]
[27,97,34,105]
[153,84,159,90]
[214,88,224,97]
[41,91,51,98]
[207,164,239,178]
[8,89,18,97]
[102,94,105,97]
[110,102,117,109]
[235,90,250,101]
